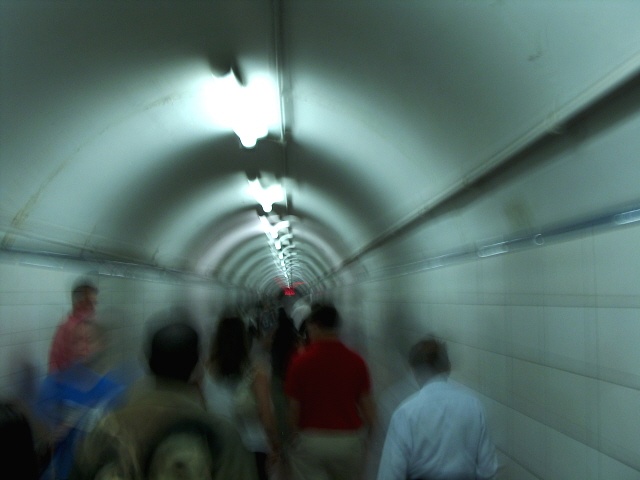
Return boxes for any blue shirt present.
[35,363,126,479]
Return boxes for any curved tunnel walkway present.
[2,2,640,479]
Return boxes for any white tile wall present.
[598,382,640,471]
[498,455,540,480]
[544,368,597,439]
[598,452,640,480]
[593,226,640,298]
[543,306,597,376]
[597,308,640,389]
[509,411,546,477]
[349,221,640,479]
[545,427,595,480]
[508,305,545,363]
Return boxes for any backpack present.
[143,419,219,480]
[71,417,220,480]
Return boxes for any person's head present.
[255,307,278,351]
[0,401,38,479]
[297,320,310,346]
[71,280,98,314]
[209,315,249,380]
[270,310,300,378]
[148,322,200,382]
[305,303,340,341]
[408,337,451,384]
[73,321,109,368]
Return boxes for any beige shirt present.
[72,376,258,480]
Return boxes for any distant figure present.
[271,308,301,383]
[35,321,125,480]
[290,299,310,332]
[204,315,278,480]
[285,303,376,480]
[0,401,39,480]
[49,280,99,373]
[71,320,258,480]
[269,308,303,479]
[377,337,498,480]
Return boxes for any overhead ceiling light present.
[258,215,290,238]
[272,220,290,232]
[249,179,285,213]
[205,71,280,148]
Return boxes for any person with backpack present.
[71,320,258,480]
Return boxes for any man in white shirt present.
[377,337,498,480]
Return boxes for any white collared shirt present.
[377,376,498,480]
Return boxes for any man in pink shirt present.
[48,280,98,373]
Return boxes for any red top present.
[48,308,94,373]
[284,339,371,431]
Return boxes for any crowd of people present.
[0,278,498,480]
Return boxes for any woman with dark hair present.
[209,316,251,380]
[205,315,279,480]
[270,308,300,381]
[269,309,303,479]
[0,401,39,480]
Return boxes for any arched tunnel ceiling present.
[3,1,640,294]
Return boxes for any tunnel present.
[2,1,640,478]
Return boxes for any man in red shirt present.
[48,280,98,373]
[284,303,376,480]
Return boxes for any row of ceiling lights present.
[205,65,299,289]
[248,177,300,288]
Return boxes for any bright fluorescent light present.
[249,180,285,213]
[259,215,272,231]
[278,234,293,246]
[258,216,290,239]
[273,220,290,232]
[205,72,280,148]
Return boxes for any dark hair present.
[297,320,310,346]
[71,279,98,303]
[306,304,340,330]
[408,337,451,375]
[270,309,299,379]
[209,316,249,380]
[0,401,38,479]
[148,323,200,382]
